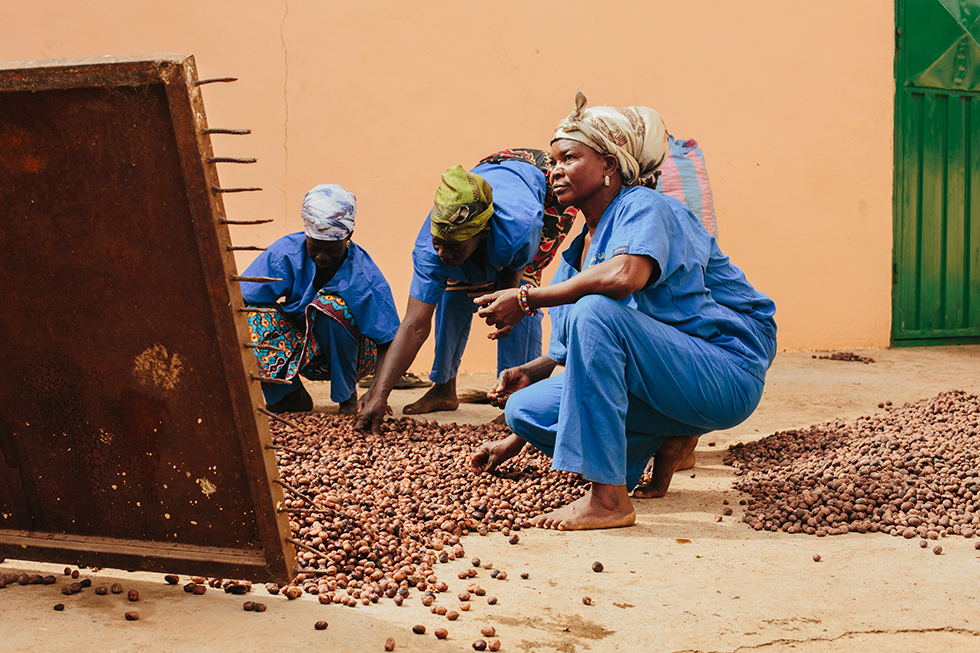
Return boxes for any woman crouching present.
[471,92,777,530]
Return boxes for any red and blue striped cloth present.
[656,136,717,238]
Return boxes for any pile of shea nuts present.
[725,390,980,540]
[269,415,586,601]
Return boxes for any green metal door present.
[893,0,980,344]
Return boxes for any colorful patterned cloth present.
[246,292,378,382]
[477,148,580,286]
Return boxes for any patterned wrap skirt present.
[245,292,378,382]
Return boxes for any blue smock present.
[241,232,400,403]
[505,188,776,489]
[409,160,546,381]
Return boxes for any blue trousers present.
[430,287,543,383]
[262,312,360,405]
[505,295,767,489]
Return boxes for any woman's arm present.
[487,354,559,407]
[476,253,659,337]
[354,296,436,433]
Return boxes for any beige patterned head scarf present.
[552,90,669,187]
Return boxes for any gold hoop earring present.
[604,175,610,186]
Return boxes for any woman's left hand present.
[474,288,524,339]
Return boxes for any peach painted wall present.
[1,1,896,373]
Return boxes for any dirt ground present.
[3,346,980,652]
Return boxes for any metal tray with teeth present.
[0,54,294,582]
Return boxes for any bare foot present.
[403,380,459,415]
[641,450,696,476]
[631,435,699,498]
[471,433,527,474]
[678,450,696,470]
[338,391,358,416]
[532,483,636,531]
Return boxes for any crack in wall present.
[669,626,980,653]
[280,0,289,210]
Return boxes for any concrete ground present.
[3,346,980,652]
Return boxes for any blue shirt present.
[241,232,400,344]
[548,187,776,380]
[409,160,546,304]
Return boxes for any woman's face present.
[431,230,484,267]
[549,139,608,205]
[306,236,349,270]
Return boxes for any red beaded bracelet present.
[517,284,538,316]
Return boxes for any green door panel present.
[894,0,980,344]
[906,0,980,91]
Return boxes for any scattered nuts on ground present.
[473,640,488,651]
[812,554,822,562]
[164,575,180,585]
[384,637,396,651]
[488,640,501,652]
[487,596,497,605]
[254,603,268,612]
[508,535,519,545]
[520,572,529,579]
[933,545,943,555]
[447,609,460,620]
[128,590,139,602]
[481,626,496,637]
[243,601,256,611]
[53,604,64,611]
[919,539,929,548]
[582,596,592,605]
[95,586,108,595]
[111,583,123,594]
[412,624,426,635]
[124,611,139,621]
[591,561,603,573]
[264,416,586,606]
[434,627,448,639]
[314,621,328,630]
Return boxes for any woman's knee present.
[566,295,621,333]
[504,386,535,436]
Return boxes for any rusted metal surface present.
[0,55,295,582]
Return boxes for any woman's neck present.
[580,185,621,234]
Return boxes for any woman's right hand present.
[487,366,532,408]
[354,397,392,435]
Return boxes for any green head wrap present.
[429,165,494,242]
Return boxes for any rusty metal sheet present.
[0,54,295,582]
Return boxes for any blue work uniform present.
[241,232,400,404]
[409,160,546,382]
[505,187,777,490]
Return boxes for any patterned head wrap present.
[429,165,494,242]
[552,90,669,187]
[301,184,356,241]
